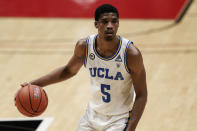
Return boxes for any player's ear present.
[94,21,99,28]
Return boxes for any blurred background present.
[0,0,196,130]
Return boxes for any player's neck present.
[96,36,119,51]
[96,36,120,57]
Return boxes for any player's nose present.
[106,22,113,29]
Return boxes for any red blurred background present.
[0,0,189,19]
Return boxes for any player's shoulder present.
[76,38,87,48]
[75,37,90,51]
[74,37,88,57]
[75,34,96,49]
[126,41,143,66]
[127,44,141,57]
[124,42,144,73]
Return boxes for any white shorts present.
[77,104,130,131]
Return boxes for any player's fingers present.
[16,83,30,105]
[20,82,30,87]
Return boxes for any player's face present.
[95,12,119,41]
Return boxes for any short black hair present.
[94,4,119,21]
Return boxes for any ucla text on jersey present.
[89,67,124,80]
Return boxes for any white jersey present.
[84,34,135,115]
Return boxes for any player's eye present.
[112,19,118,23]
[101,20,108,24]
[112,20,117,23]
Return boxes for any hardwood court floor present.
[0,2,197,131]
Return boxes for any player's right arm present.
[21,39,87,87]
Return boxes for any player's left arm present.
[126,44,147,131]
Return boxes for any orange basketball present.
[15,85,48,117]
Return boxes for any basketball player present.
[20,4,147,131]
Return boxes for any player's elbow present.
[136,89,147,103]
[70,71,78,77]
[60,66,78,80]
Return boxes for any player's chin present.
[104,34,114,41]
[104,37,113,41]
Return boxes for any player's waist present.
[88,101,133,116]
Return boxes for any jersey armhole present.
[84,37,89,67]
[124,41,133,73]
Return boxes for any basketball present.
[15,85,48,117]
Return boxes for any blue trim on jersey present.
[84,37,89,67]
[93,35,122,61]
[124,41,133,73]
[123,111,131,131]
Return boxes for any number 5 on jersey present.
[101,84,111,103]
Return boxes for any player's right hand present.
[14,82,30,105]
[20,82,30,87]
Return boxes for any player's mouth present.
[105,31,114,36]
